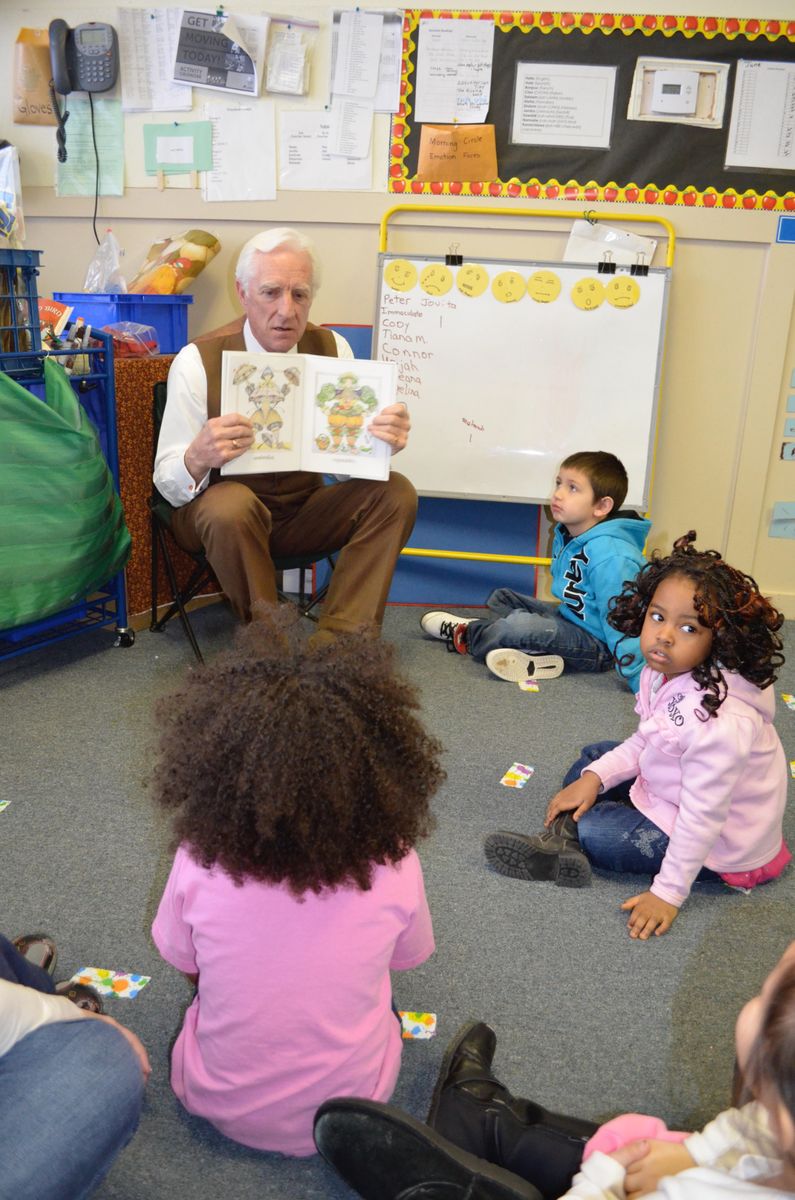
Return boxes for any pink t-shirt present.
[152,845,434,1156]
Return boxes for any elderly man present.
[154,227,416,635]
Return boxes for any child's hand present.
[607,1139,650,1173]
[545,772,601,825]
[621,891,679,939]
[623,1139,696,1198]
[84,1012,152,1080]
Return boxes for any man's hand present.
[623,1139,695,1198]
[184,413,255,483]
[621,891,679,940]
[545,771,601,825]
[369,402,410,455]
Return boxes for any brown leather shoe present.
[12,932,57,975]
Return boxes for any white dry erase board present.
[373,255,670,508]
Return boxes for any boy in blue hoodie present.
[421,451,649,693]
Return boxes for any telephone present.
[49,20,119,95]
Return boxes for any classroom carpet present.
[1,601,793,1199]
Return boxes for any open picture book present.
[220,351,398,481]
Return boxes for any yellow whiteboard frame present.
[381,204,675,568]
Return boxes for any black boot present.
[484,814,591,887]
[427,1022,597,1200]
[314,1098,542,1200]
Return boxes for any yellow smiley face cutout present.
[384,259,418,293]
[456,263,489,298]
[492,271,525,304]
[571,277,606,311]
[420,264,453,297]
[606,276,641,309]
[527,270,562,304]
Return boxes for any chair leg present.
[298,556,335,622]
[150,527,205,664]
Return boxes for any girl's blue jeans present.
[0,934,144,1200]
[466,589,614,672]
[566,742,717,881]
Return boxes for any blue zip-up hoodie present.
[551,515,650,693]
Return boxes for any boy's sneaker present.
[420,612,473,655]
[485,649,564,682]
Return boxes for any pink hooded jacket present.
[588,667,788,907]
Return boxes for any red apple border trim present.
[387,172,794,210]
[403,9,795,38]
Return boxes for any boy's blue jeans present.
[566,742,717,881]
[0,935,144,1200]
[466,588,613,672]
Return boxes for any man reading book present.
[154,227,415,635]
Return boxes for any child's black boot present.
[427,1021,596,1200]
[483,815,591,887]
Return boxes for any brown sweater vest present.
[195,318,338,499]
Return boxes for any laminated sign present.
[173,10,268,96]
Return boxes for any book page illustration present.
[221,352,303,473]
[302,362,393,479]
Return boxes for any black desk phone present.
[49,20,119,94]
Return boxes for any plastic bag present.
[84,229,127,293]
[127,229,221,295]
[0,143,25,246]
[0,358,131,629]
[102,321,160,358]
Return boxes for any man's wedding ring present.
[232,438,239,449]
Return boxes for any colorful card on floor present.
[0,800,9,812]
[782,693,795,711]
[790,760,795,779]
[500,762,534,788]
[71,968,151,998]
[400,1011,437,1039]
[518,679,539,692]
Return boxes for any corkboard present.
[390,11,795,210]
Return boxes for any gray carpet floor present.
[1,601,793,1199]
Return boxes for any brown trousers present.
[169,471,417,632]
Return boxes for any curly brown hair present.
[151,606,444,895]
[607,531,784,718]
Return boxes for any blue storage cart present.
[0,249,134,661]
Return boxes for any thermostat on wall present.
[628,58,728,127]
[651,70,699,114]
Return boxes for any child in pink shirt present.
[486,532,789,939]
[151,607,444,1156]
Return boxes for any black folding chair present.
[149,381,335,663]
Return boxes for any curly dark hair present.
[150,606,444,895]
[607,530,784,718]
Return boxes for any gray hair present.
[235,228,321,297]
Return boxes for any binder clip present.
[445,242,463,267]
[597,251,616,275]
[630,252,649,277]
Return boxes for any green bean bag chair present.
[0,358,131,630]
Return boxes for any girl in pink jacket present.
[485,533,789,939]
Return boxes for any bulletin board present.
[373,253,670,508]
[390,11,795,209]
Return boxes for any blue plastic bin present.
[53,292,192,353]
